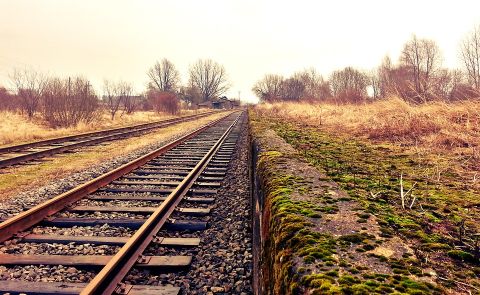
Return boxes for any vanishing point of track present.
[0,111,244,294]
[0,111,217,169]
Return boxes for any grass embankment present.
[251,99,480,294]
[257,98,480,153]
[0,109,208,147]
[0,112,228,200]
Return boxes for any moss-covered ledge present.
[250,115,441,295]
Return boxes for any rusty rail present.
[0,113,230,243]
[81,113,241,294]
[0,111,219,169]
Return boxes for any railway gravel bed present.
[31,225,134,237]
[124,116,253,294]
[0,127,215,219]
[0,242,121,256]
[0,111,253,294]
[0,265,96,283]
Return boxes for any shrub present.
[42,77,100,127]
[148,90,180,115]
[0,87,18,111]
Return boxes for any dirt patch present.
[368,236,414,260]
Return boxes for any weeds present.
[255,97,480,154]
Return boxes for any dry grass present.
[252,103,480,293]
[255,97,480,150]
[0,109,208,147]
[0,112,229,200]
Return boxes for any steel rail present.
[81,113,242,295]
[0,111,217,154]
[0,111,220,169]
[0,112,232,243]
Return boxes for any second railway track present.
[0,111,218,170]
[0,111,246,294]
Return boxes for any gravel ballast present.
[0,128,208,219]
[124,115,253,294]
[0,113,253,294]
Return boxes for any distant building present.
[197,96,239,109]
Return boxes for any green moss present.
[342,283,373,294]
[362,243,376,251]
[297,267,307,273]
[253,123,342,293]
[338,232,373,244]
[349,268,360,274]
[302,274,336,286]
[250,112,456,294]
[375,285,394,293]
[325,261,335,266]
[420,242,452,251]
[307,212,322,218]
[447,250,476,263]
[408,266,423,275]
[400,277,431,292]
[338,275,360,284]
[325,270,339,277]
[379,227,394,238]
[318,205,339,213]
[304,255,315,264]
[290,282,301,293]
[374,273,390,280]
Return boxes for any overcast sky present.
[0,0,479,102]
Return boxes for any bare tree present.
[253,70,330,102]
[279,77,305,101]
[431,68,453,100]
[0,86,17,111]
[376,55,401,98]
[42,76,99,127]
[147,59,180,92]
[252,74,284,102]
[293,68,331,100]
[369,70,381,99]
[103,80,124,120]
[400,35,442,101]
[10,68,47,118]
[436,69,478,100]
[178,84,202,107]
[330,67,369,103]
[118,82,137,114]
[460,25,480,91]
[188,59,230,102]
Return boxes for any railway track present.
[0,111,245,294]
[0,111,218,170]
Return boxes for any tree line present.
[146,58,230,115]
[253,25,480,104]
[0,58,230,127]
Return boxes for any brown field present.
[255,98,480,184]
[0,109,208,147]
[255,97,480,152]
